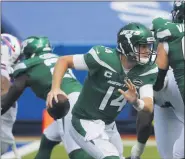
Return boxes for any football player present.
[47,22,158,159]
[129,71,184,159]
[1,36,94,159]
[154,68,184,159]
[128,1,184,159]
[153,0,184,103]
[153,1,184,158]
[1,33,21,158]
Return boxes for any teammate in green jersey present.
[1,36,94,159]
[47,22,158,159]
[129,1,185,159]
[153,0,184,103]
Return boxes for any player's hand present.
[46,88,68,108]
[118,79,138,105]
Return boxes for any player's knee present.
[173,151,184,159]
[40,134,59,149]
[0,141,10,155]
[69,149,94,159]
[173,145,184,159]
[35,134,60,159]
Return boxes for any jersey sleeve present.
[138,64,158,99]
[83,46,103,74]
[13,62,28,78]
[80,46,104,75]
[83,45,117,75]
[139,64,158,86]
[152,17,180,42]
[13,57,41,78]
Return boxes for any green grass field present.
[22,145,160,159]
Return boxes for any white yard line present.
[1,141,40,159]
[122,140,156,146]
[1,139,156,158]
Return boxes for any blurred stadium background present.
[1,1,173,159]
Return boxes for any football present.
[47,94,70,120]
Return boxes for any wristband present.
[133,99,145,111]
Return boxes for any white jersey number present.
[44,58,58,74]
[99,86,127,112]
[44,58,76,79]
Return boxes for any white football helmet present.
[1,33,21,67]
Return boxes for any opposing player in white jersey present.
[154,69,184,159]
[1,33,22,158]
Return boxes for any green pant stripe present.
[72,116,86,137]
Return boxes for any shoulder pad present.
[152,17,184,42]
[13,57,41,77]
[91,45,114,54]
[137,64,158,85]
[88,45,117,72]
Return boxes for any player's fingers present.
[118,89,126,96]
[46,97,49,108]
[46,93,51,108]
[128,79,134,90]
[118,89,129,100]
[54,93,58,103]
[48,93,53,108]
[133,85,137,92]
[124,80,131,89]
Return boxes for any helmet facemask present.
[134,42,156,65]
[13,53,25,65]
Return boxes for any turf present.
[22,145,160,159]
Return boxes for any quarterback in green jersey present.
[152,0,184,103]
[1,36,94,159]
[47,22,158,159]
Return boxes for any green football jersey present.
[13,53,82,100]
[152,17,185,102]
[72,46,158,124]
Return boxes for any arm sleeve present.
[1,74,29,115]
[152,18,172,41]
[153,68,168,91]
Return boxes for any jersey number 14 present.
[99,86,127,112]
